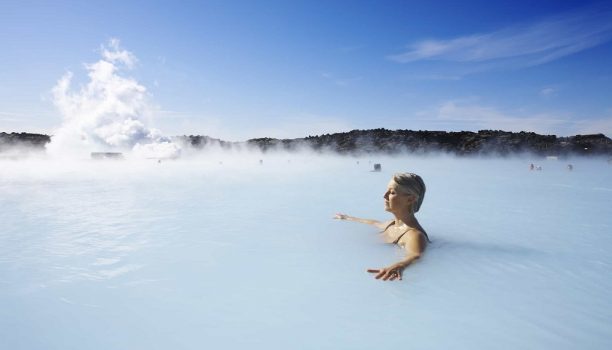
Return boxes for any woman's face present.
[383,180,415,214]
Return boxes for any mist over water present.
[1,154,611,349]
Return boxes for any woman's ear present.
[402,196,416,213]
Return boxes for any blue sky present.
[1,0,612,140]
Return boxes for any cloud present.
[539,87,556,97]
[321,72,362,87]
[389,5,612,68]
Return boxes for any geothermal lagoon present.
[1,154,611,349]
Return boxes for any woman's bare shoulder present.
[397,228,428,250]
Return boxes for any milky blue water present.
[1,154,611,349]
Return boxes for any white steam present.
[47,39,180,159]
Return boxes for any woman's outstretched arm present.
[334,213,388,230]
[367,230,426,281]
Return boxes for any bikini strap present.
[394,227,432,244]
[381,220,395,233]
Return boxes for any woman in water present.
[335,173,429,281]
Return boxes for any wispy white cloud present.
[389,5,612,68]
[539,87,557,97]
[321,72,363,87]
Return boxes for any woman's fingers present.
[367,268,402,281]
[367,269,386,279]
[386,270,401,281]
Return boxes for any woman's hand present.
[367,263,405,281]
[334,213,349,220]
[333,213,384,228]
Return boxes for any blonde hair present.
[392,172,426,213]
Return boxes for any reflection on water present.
[1,155,611,349]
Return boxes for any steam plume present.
[47,39,180,159]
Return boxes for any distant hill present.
[2,129,611,157]
[0,132,50,156]
[177,129,612,157]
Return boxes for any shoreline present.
[2,129,611,157]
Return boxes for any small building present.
[91,152,123,160]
